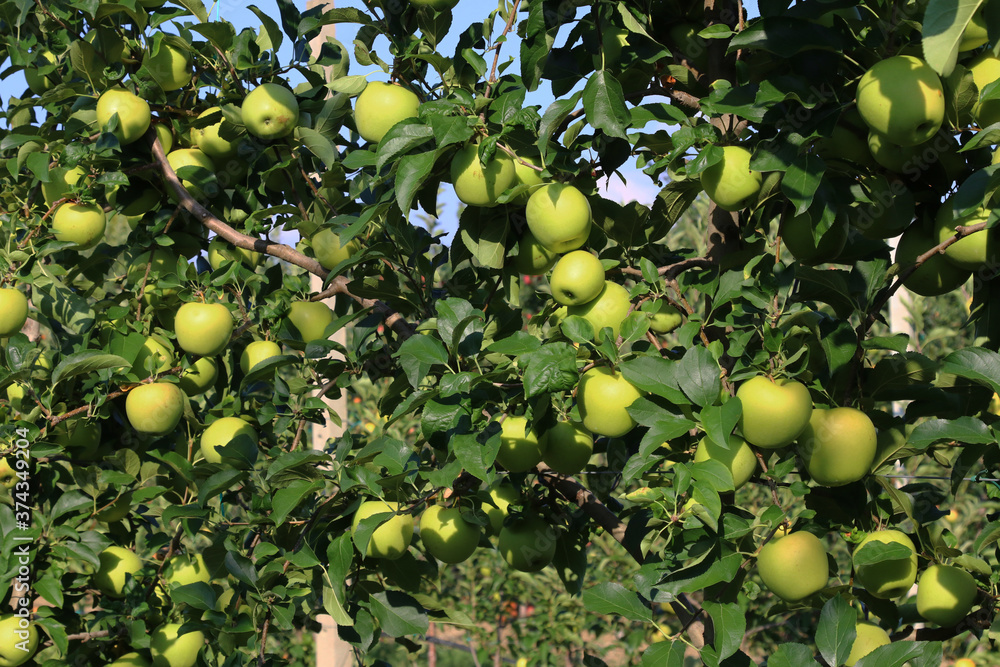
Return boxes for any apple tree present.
[4,0,1000,664]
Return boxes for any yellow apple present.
[240,340,282,374]
[420,504,480,563]
[287,301,334,344]
[497,416,545,473]
[145,42,192,91]
[525,183,592,253]
[853,529,918,599]
[242,83,299,140]
[513,229,558,275]
[540,421,594,475]
[94,546,143,597]
[566,280,632,341]
[845,621,891,666]
[756,531,829,602]
[934,204,994,271]
[199,416,258,464]
[736,375,813,449]
[0,289,28,337]
[694,435,757,489]
[353,81,420,144]
[149,623,205,667]
[351,500,414,559]
[42,165,87,207]
[967,53,1000,127]
[177,356,218,396]
[916,564,978,626]
[549,250,605,306]
[207,237,261,271]
[165,553,211,587]
[577,366,642,438]
[132,335,174,378]
[498,513,558,572]
[125,382,186,435]
[312,229,361,270]
[450,143,516,207]
[190,107,240,159]
[483,483,520,535]
[895,224,971,296]
[52,202,107,249]
[700,145,762,211]
[174,302,233,357]
[0,614,38,667]
[96,88,151,145]
[856,55,944,146]
[797,407,877,486]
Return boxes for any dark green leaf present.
[520,343,579,398]
[582,71,630,139]
[52,352,129,384]
[703,601,746,661]
[582,583,651,622]
[369,590,429,637]
[815,595,857,667]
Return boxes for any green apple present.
[150,623,205,667]
[549,251,605,306]
[96,88,151,145]
[845,621,891,666]
[0,459,16,490]
[856,55,945,146]
[145,42,192,91]
[24,49,57,95]
[526,183,592,253]
[497,416,545,473]
[95,493,132,522]
[53,419,102,459]
[647,300,683,334]
[351,500,414,559]
[178,356,218,396]
[240,340,282,374]
[895,224,971,296]
[577,366,642,438]
[967,53,1000,127]
[132,335,174,378]
[312,229,361,270]
[499,513,558,572]
[540,421,593,475]
[420,504,480,563]
[700,146,762,211]
[287,301,335,343]
[5,384,26,414]
[166,148,214,198]
[52,202,107,249]
[961,7,989,51]
[512,156,545,204]
[867,131,925,172]
[916,564,978,626]
[174,302,233,357]
[125,382,186,435]
[353,81,420,144]
[450,143,516,207]
[94,545,143,597]
[817,123,873,168]
[756,531,829,602]
[853,529,918,599]
[155,122,174,153]
[0,289,28,337]
[483,483,519,535]
[208,237,261,271]
[934,204,994,271]
[165,553,211,587]
[0,614,38,667]
[694,435,757,489]
[107,652,150,667]
[513,229,558,275]
[199,416,258,464]
[127,248,182,302]
[190,107,240,159]
[242,83,299,140]
[567,281,632,342]
[736,375,813,449]
[797,407,877,486]
[781,213,848,265]
[42,165,87,207]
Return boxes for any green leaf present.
[376,121,434,171]
[453,426,501,482]
[247,5,282,53]
[922,0,981,77]
[537,92,582,160]
[197,469,246,503]
[271,479,323,526]
[640,642,685,667]
[767,643,821,667]
[815,595,857,667]
[394,150,437,214]
[852,540,915,567]
[699,401,742,452]
[782,154,825,214]
[225,551,259,589]
[582,71,630,139]
[856,642,943,667]
[369,590,429,637]
[174,0,208,22]
[487,331,541,356]
[728,17,841,57]
[907,417,992,449]
[940,347,1000,395]
[702,601,746,661]
[329,74,368,94]
[621,356,687,404]
[169,581,217,610]
[582,582,651,622]
[677,347,721,407]
[295,127,337,168]
[459,206,508,269]
[52,352,129,384]
[520,343,579,398]
[394,335,450,389]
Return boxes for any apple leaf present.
[486,331,541,356]
[197,469,246,505]
[852,540,915,567]
[453,426,501,483]
[621,356,689,404]
[51,351,130,385]
[640,641,685,667]
[678,346,722,407]
[922,0,980,77]
[699,401,741,452]
[940,347,1000,395]
[520,343,579,398]
[766,643,822,667]
[855,641,943,667]
[583,582,652,622]
[703,601,746,661]
[907,417,993,449]
[537,92,582,160]
[393,334,449,389]
[224,551,259,590]
[296,127,338,168]
[271,479,323,527]
[727,17,842,57]
[582,70,630,140]
[369,591,429,637]
[815,595,857,667]
[393,150,437,214]
[169,582,217,611]
[458,203,508,270]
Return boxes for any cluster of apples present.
[756,526,980,663]
[87,547,248,666]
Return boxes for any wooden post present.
[306,3,353,665]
